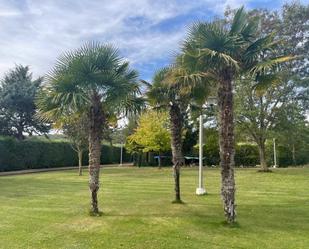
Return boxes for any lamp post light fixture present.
[196,97,216,196]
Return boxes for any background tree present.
[234,75,298,171]
[60,114,89,176]
[272,101,309,166]
[37,42,143,215]
[127,111,171,168]
[231,2,308,170]
[0,65,49,139]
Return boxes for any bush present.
[0,137,131,172]
[235,144,259,166]
[201,142,259,167]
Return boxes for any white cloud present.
[0,0,300,79]
[0,0,195,77]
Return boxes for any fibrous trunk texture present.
[218,74,236,223]
[169,103,184,203]
[88,93,103,214]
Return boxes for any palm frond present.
[240,16,259,41]
[249,55,297,75]
[230,6,246,35]
[243,33,283,66]
[36,42,142,122]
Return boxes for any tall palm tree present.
[37,42,143,214]
[146,66,211,203]
[182,7,294,223]
[146,68,184,203]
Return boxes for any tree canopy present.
[0,65,50,139]
[127,111,171,155]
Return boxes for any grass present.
[0,167,308,249]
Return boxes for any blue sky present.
[0,0,308,81]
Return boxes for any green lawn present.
[0,167,308,249]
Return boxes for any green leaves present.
[252,74,282,96]
[230,6,247,35]
[127,111,171,153]
[0,65,50,138]
[182,16,243,75]
[36,42,142,123]
[249,55,297,75]
[180,5,298,97]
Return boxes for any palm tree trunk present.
[78,149,83,176]
[169,103,184,203]
[218,75,236,223]
[88,93,103,214]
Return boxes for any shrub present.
[0,136,130,172]
[235,143,259,166]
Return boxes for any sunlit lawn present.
[0,167,308,249]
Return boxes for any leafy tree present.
[59,114,89,176]
[37,42,143,214]
[0,65,49,139]
[273,102,309,165]
[279,2,308,78]
[232,3,308,169]
[127,111,171,168]
[181,7,293,223]
[234,75,299,170]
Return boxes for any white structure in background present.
[118,120,127,167]
[119,141,123,166]
[196,113,206,195]
[196,97,216,196]
[273,138,277,168]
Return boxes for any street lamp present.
[119,130,124,167]
[196,113,206,195]
[196,97,216,196]
[273,138,277,168]
[120,142,123,166]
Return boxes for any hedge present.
[0,137,131,172]
[193,140,308,167]
[203,143,259,166]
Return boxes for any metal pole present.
[273,138,277,168]
[120,133,123,166]
[196,114,206,195]
[119,143,123,166]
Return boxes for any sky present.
[0,0,308,82]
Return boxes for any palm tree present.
[146,66,210,203]
[181,7,294,223]
[146,68,184,203]
[37,42,143,214]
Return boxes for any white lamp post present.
[119,143,123,166]
[196,97,216,196]
[196,113,206,195]
[119,131,124,167]
[273,138,277,168]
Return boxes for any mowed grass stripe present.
[0,167,308,249]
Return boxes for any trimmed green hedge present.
[0,137,131,172]
[203,143,259,166]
